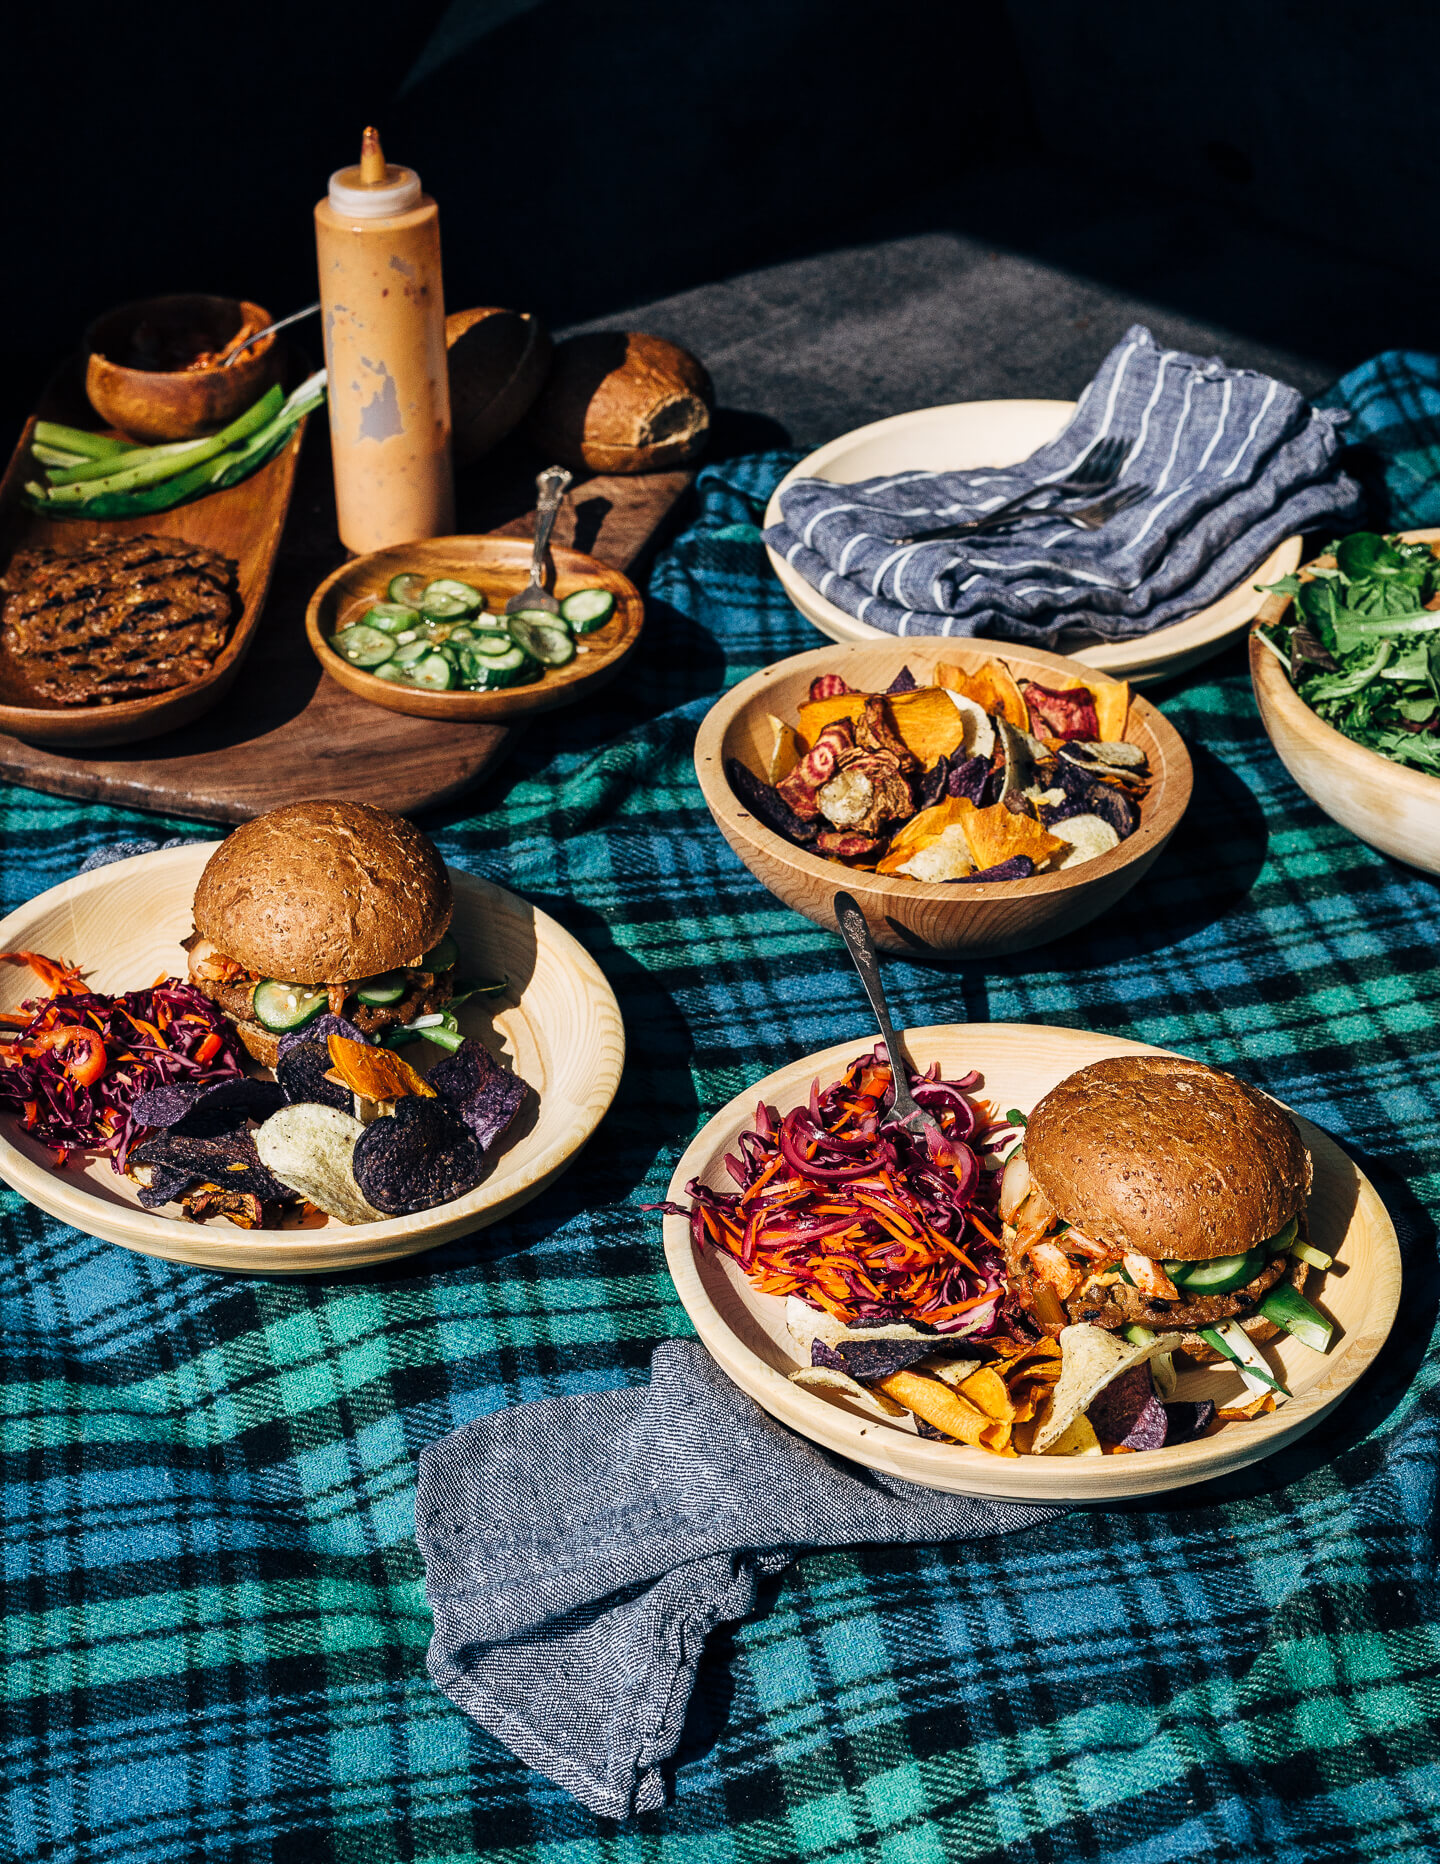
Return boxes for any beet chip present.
[133,1075,285,1133]
[276,1013,367,1061]
[809,673,851,701]
[945,754,990,805]
[811,1336,938,1381]
[1023,684,1100,742]
[725,758,819,847]
[1088,1365,1168,1450]
[1163,1399,1217,1445]
[957,855,1035,884]
[276,1038,355,1113]
[352,1096,484,1215]
[427,1038,527,1154]
[886,665,919,695]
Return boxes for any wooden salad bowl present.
[306,534,644,721]
[694,638,1192,957]
[1250,528,1440,875]
[663,1023,1401,1502]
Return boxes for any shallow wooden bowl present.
[663,1023,1400,1502]
[1251,529,1440,874]
[763,400,1302,687]
[0,845,625,1273]
[84,295,281,443]
[694,638,1192,956]
[306,535,644,721]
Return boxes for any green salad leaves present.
[1258,531,1440,774]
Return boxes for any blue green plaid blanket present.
[4,378,1440,1859]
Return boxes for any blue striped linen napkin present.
[415,1340,1059,1820]
[763,324,1362,643]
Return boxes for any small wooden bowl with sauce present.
[85,295,281,443]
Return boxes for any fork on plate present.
[882,433,1133,544]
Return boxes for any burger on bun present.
[183,800,455,1068]
[1000,1055,1321,1363]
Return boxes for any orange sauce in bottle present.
[315,128,454,552]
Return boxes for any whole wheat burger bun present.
[193,800,451,985]
[1026,1054,1311,1261]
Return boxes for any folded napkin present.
[416,1339,1061,1819]
[764,323,1362,644]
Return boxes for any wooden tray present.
[0,404,306,749]
[0,844,625,1273]
[664,1023,1401,1501]
[307,535,643,720]
[0,384,691,822]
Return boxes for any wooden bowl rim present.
[693,637,1193,903]
[1249,527,1440,804]
[663,1022,1403,1500]
[305,534,644,722]
[84,294,276,381]
[0,845,626,1272]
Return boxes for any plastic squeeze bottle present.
[315,127,454,552]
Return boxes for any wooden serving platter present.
[0,375,690,822]
[307,535,643,720]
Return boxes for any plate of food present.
[1251,528,1440,874]
[763,400,1302,687]
[0,306,321,750]
[306,535,644,720]
[0,802,624,1272]
[661,1025,1399,1501]
[694,637,1191,955]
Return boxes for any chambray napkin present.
[415,1339,1061,1820]
[764,323,1363,643]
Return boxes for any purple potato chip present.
[426,1038,527,1154]
[1038,793,1090,829]
[131,1125,294,1204]
[811,1337,940,1381]
[132,1075,285,1133]
[917,756,950,810]
[136,1163,194,1209]
[1088,1365,1169,1450]
[276,1038,354,1113]
[913,1416,951,1441]
[352,1095,484,1215]
[946,754,990,805]
[979,767,1004,808]
[1084,783,1141,840]
[724,757,820,848]
[886,665,919,695]
[956,855,1036,885]
[276,1012,367,1062]
[1163,1399,1217,1445]
[1053,758,1096,802]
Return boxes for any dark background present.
[8,1,1439,447]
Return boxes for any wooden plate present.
[0,845,625,1273]
[694,637,1192,956]
[1251,529,1440,875]
[306,535,644,721]
[763,400,1302,687]
[664,1024,1400,1501]
[0,409,306,749]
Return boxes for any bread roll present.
[524,331,713,474]
[446,307,552,466]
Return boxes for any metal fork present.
[883,433,1131,544]
[1056,481,1151,530]
[833,892,941,1143]
[505,465,573,615]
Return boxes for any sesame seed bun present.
[192,801,451,986]
[1026,1054,1311,1262]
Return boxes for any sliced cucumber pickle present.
[447,626,477,646]
[388,572,429,607]
[466,647,542,689]
[1163,1246,1265,1298]
[372,661,405,683]
[424,933,459,972]
[419,592,470,621]
[560,587,615,632]
[470,630,518,659]
[363,602,420,632]
[354,972,408,1006]
[332,623,397,669]
[253,980,328,1033]
[423,578,484,612]
[394,639,429,666]
[507,615,576,667]
[408,652,454,691]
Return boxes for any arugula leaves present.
[1259,531,1440,771]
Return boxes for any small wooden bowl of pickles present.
[305,534,644,721]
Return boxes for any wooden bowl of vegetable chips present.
[1250,529,1440,875]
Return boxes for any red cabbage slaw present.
[669,1044,1010,1333]
[0,969,246,1170]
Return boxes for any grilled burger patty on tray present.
[0,532,238,705]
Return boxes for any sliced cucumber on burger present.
[253,980,328,1033]
[423,933,459,972]
[1163,1246,1266,1298]
[354,971,408,1006]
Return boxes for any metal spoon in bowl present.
[506,465,573,615]
[833,891,943,1144]
[221,302,322,367]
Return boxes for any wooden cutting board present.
[0,419,691,823]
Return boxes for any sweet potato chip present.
[796,692,867,746]
[1088,678,1130,742]
[935,658,1029,731]
[886,688,967,766]
[876,1369,1011,1452]
[952,798,1065,872]
[763,714,801,784]
[327,1034,435,1103]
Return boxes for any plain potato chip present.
[788,1365,909,1418]
[938,691,996,761]
[1033,1323,1182,1453]
[254,1103,383,1226]
[1040,1413,1103,1456]
[1050,814,1122,870]
[875,797,975,878]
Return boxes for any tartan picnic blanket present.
[4,420,1440,1860]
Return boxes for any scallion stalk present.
[1290,1240,1333,1272]
[32,421,132,460]
[38,386,283,504]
